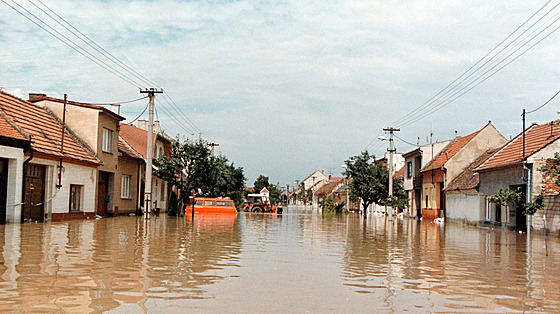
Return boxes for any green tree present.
[154,137,246,214]
[252,175,282,204]
[541,152,560,186]
[343,151,408,217]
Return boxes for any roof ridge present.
[42,106,101,163]
[421,138,457,171]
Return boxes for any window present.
[121,175,132,199]
[69,185,82,212]
[217,201,234,207]
[406,161,413,178]
[102,128,113,153]
[204,200,215,206]
[195,200,203,205]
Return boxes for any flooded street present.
[0,208,559,313]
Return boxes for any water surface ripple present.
[0,208,558,313]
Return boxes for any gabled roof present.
[119,123,171,160]
[0,90,100,165]
[422,129,481,172]
[477,120,560,171]
[315,177,344,197]
[118,137,144,160]
[29,95,125,121]
[444,149,496,191]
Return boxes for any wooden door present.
[97,172,108,216]
[24,164,45,222]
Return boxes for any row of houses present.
[293,120,560,233]
[0,90,172,223]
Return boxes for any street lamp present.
[341,164,349,213]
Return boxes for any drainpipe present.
[525,162,532,234]
[21,149,33,223]
[137,160,142,215]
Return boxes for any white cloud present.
[1,0,559,184]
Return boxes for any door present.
[24,164,45,222]
[97,172,108,216]
[511,185,527,231]
[0,159,8,224]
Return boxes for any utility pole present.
[140,88,163,219]
[383,127,400,218]
[209,143,219,156]
[57,94,67,190]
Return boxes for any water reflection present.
[0,215,242,312]
[0,211,557,312]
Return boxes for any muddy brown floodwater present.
[0,207,558,313]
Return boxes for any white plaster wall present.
[29,158,97,216]
[0,145,25,223]
[446,190,485,222]
[421,141,451,168]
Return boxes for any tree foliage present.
[251,175,282,204]
[343,151,408,216]
[321,195,346,214]
[487,188,522,207]
[153,137,246,214]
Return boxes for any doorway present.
[24,164,46,222]
[97,172,109,216]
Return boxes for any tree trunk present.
[362,201,370,218]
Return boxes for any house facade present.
[420,122,506,219]
[477,120,560,232]
[1,91,101,222]
[119,122,172,213]
[29,94,125,216]
[0,111,31,223]
[402,141,450,218]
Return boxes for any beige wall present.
[115,156,140,215]
[97,113,119,174]
[446,124,506,185]
[37,100,99,152]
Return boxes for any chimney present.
[28,93,46,101]
[455,130,458,138]
[137,120,148,131]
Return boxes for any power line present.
[127,103,149,125]
[2,0,143,88]
[394,134,419,147]
[527,89,560,114]
[3,0,211,141]
[390,1,560,128]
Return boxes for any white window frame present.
[102,128,113,153]
[121,175,132,199]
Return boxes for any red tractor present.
[244,193,283,214]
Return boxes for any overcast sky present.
[2,1,559,187]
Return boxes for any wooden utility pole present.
[57,94,67,189]
[140,88,163,219]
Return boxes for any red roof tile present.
[118,137,143,159]
[316,178,344,197]
[0,111,29,141]
[119,123,171,159]
[478,120,560,171]
[422,129,481,172]
[29,95,125,121]
[0,91,100,165]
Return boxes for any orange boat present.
[185,197,238,215]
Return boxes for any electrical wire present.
[127,103,149,125]
[526,89,560,114]
[78,96,148,106]
[394,134,419,147]
[390,1,560,128]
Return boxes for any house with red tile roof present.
[0,110,31,223]
[476,120,560,232]
[420,122,506,219]
[119,122,172,214]
[0,91,101,222]
[29,93,124,217]
[315,177,345,204]
[402,140,451,218]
